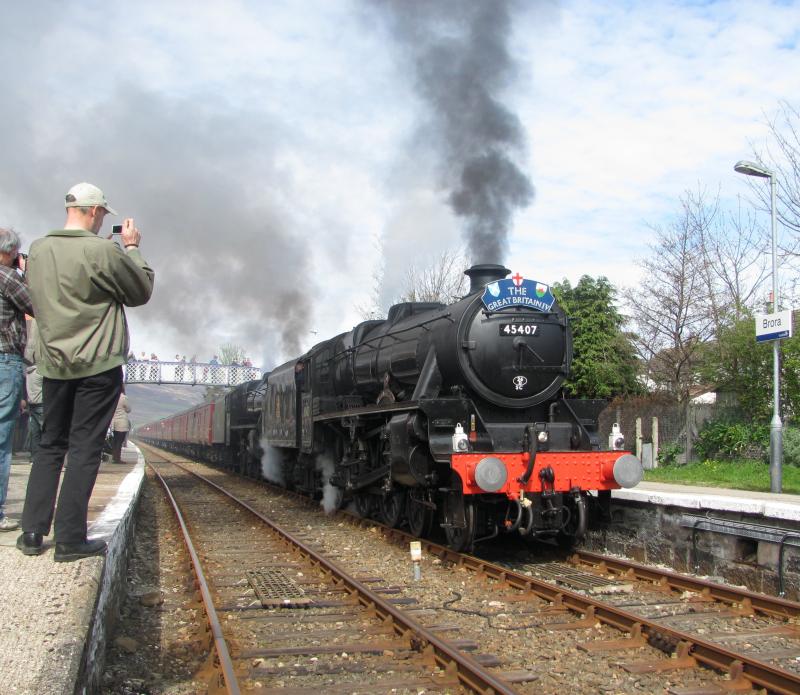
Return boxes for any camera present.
[111,224,123,235]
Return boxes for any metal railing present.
[124,360,263,386]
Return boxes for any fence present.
[123,360,263,386]
[598,395,722,466]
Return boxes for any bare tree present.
[399,251,469,304]
[354,234,388,320]
[688,187,769,326]
[626,202,716,463]
[356,249,470,319]
[687,188,770,412]
[745,100,800,302]
[628,188,771,460]
[629,189,768,399]
[218,342,246,365]
[748,101,800,236]
[625,196,716,404]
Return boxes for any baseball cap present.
[64,182,117,215]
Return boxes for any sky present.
[1,0,798,370]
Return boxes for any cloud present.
[507,0,800,290]
[0,0,798,372]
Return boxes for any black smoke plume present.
[0,80,310,365]
[373,0,534,263]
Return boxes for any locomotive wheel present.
[444,500,476,552]
[407,495,434,538]
[379,489,406,528]
[354,492,375,519]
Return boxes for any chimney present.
[464,264,511,295]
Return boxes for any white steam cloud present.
[260,441,286,486]
[315,454,341,515]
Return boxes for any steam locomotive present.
[138,264,642,551]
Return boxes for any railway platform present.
[615,480,800,521]
[591,480,800,600]
[0,443,144,694]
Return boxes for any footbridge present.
[124,360,264,387]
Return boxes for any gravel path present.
[102,471,208,694]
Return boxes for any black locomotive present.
[139,264,642,551]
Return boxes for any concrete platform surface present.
[0,443,144,694]
[616,480,800,522]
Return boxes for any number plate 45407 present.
[499,323,538,336]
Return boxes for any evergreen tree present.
[552,276,641,399]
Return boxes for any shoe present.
[54,539,107,563]
[0,516,19,531]
[16,532,44,555]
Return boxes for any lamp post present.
[734,160,782,493]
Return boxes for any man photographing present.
[18,183,154,561]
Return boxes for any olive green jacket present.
[27,229,154,379]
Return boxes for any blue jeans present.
[0,353,24,519]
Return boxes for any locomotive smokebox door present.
[456,274,572,409]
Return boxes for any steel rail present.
[142,448,518,695]
[146,461,241,695]
[572,549,800,619]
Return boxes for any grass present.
[643,459,800,495]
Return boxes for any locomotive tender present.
[138,264,642,551]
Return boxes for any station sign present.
[755,309,793,343]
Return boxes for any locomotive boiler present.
[260,264,642,550]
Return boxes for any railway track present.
[345,507,800,694]
[142,445,522,694]
[138,443,800,694]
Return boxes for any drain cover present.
[247,568,312,608]
[524,563,633,594]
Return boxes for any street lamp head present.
[734,160,773,178]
